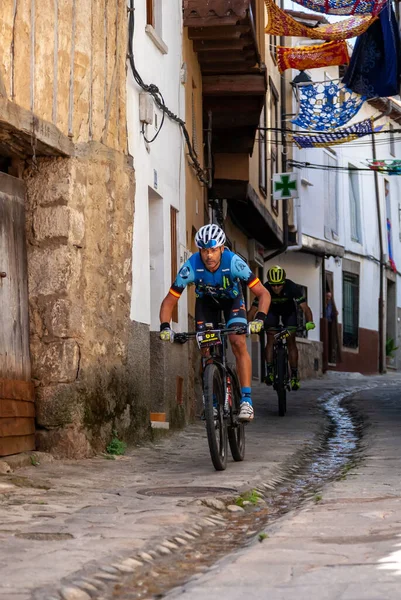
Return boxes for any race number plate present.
[196,330,222,349]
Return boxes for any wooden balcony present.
[184,0,266,154]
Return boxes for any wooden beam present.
[0,97,74,158]
[0,378,35,402]
[0,434,35,456]
[188,25,250,40]
[0,400,35,418]
[201,64,259,74]
[204,96,262,113]
[199,51,256,63]
[209,111,261,127]
[194,39,248,52]
[185,15,241,27]
[203,74,266,96]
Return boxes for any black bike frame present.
[175,325,246,414]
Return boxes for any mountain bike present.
[271,326,305,417]
[174,324,247,471]
[272,326,292,417]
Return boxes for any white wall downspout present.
[287,197,303,252]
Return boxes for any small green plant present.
[258,532,268,542]
[106,432,127,456]
[386,338,399,358]
[314,493,323,503]
[235,489,263,507]
[30,455,40,467]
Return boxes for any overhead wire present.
[127,0,209,186]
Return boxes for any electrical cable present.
[127,1,209,185]
[289,159,401,175]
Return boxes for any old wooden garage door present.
[0,172,34,456]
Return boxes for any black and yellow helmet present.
[267,265,286,285]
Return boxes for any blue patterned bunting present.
[291,119,378,148]
[292,80,366,131]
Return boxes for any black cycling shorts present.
[195,293,247,331]
[265,310,298,332]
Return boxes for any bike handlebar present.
[174,325,248,344]
[273,326,306,341]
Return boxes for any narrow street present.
[0,374,399,600]
[167,380,401,600]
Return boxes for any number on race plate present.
[196,330,222,349]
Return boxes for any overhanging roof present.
[300,234,345,258]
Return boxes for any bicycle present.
[272,326,292,417]
[271,325,305,417]
[174,323,247,471]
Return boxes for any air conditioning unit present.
[248,239,265,268]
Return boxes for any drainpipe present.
[264,18,289,264]
[371,132,385,374]
[286,196,302,252]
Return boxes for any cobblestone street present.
[0,375,390,600]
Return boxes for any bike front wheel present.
[204,363,227,471]
[227,368,245,462]
[275,347,287,417]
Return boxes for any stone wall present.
[297,338,323,379]
[24,147,139,458]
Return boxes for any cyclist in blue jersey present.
[159,224,271,422]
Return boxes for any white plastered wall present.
[127,0,187,331]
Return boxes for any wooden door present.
[0,172,34,456]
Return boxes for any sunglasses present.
[199,240,219,249]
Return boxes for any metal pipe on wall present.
[371,131,385,374]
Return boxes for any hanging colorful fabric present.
[342,2,401,99]
[277,41,349,74]
[292,80,366,131]
[291,118,377,148]
[264,0,377,40]
[367,159,401,175]
[288,0,387,16]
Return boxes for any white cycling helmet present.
[195,224,226,249]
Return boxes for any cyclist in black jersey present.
[248,265,315,390]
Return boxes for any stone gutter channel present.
[32,383,380,600]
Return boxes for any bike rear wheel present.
[204,363,227,471]
[227,369,245,462]
[275,347,287,417]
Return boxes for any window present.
[269,81,280,214]
[259,105,267,196]
[170,206,178,323]
[146,0,162,37]
[342,272,359,348]
[390,123,395,157]
[324,150,339,240]
[349,166,362,243]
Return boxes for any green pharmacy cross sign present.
[273,172,299,200]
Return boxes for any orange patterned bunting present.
[265,0,377,40]
[277,41,350,74]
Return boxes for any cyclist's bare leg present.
[228,334,251,388]
[287,333,298,370]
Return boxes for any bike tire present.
[227,369,245,462]
[276,347,287,417]
[204,364,227,471]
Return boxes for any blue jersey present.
[169,249,259,300]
